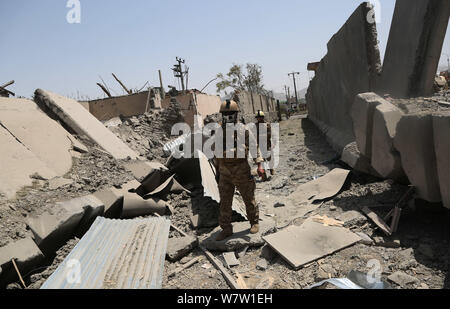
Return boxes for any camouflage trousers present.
[217,159,259,231]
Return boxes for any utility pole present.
[284,85,289,102]
[288,72,300,105]
[172,57,187,92]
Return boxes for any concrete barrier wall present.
[350,92,450,208]
[306,2,381,152]
[87,91,150,121]
[378,0,450,98]
[234,90,278,123]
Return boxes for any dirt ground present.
[162,115,450,290]
[3,114,450,289]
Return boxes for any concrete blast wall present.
[86,91,153,121]
[234,90,278,123]
[306,2,381,152]
[379,0,450,98]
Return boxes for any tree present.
[216,63,266,94]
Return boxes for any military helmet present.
[220,100,240,113]
[255,110,265,118]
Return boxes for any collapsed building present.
[0,71,280,288]
[306,0,450,208]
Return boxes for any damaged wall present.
[379,0,450,98]
[233,90,278,123]
[305,0,450,208]
[161,92,222,128]
[85,90,161,121]
[306,2,381,152]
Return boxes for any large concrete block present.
[433,112,450,209]
[166,235,198,262]
[371,101,405,181]
[93,187,124,219]
[379,0,449,98]
[351,93,384,157]
[0,97,73,176]
[306,2,381,150]
[34,89,138,160]
[27,195,104,255]
[394,113,441,202]
[0,125,57,199]
[0,238,45,287]
[341,142,378,177]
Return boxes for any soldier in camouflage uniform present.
[214,100,265,241]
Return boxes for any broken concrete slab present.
[285,168,351,205]
[0,124,58,199]
[351,93,383,158]
[93,187,124,219]
[200,217,276,252]
[371,101,405,181]
[0,97,74,176]
[379,0,449,98]
[166,235,198,262]
[223,252,240,268]
[355,232,374,245]
[48,177,74,190]
[135,165,172,196]
[67,134,88,154]
[124,161,167,183]
[142,175,188,199]
[387,271,419,288]
[34,89,138,160]
[121,193,171,219]
[394,113,441,202]
[263,217,361,269]
[432,112,450,209]
[27,195,104,255]
[0,237,45,287]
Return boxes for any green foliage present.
[216,63,266,94]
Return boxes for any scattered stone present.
[179,256,192,265]
[48,177,74,190]
[256,259,268,271]
[329,206,337,211]
[199,217,276,252]
[388,271,419,288]
[274,202,285,208]
[355,231,374,245]
[223,252,240,268]
[166,235,198,262]
[373,236,401,248]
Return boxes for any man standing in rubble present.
[255,110,275,178]
[214,100,265,241]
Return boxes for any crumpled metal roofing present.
[41,216,170,289]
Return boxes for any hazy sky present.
[1,0,449,99]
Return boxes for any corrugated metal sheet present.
[41,216,170,289]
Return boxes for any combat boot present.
[216,228,233,241]
[250,224,259,234]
